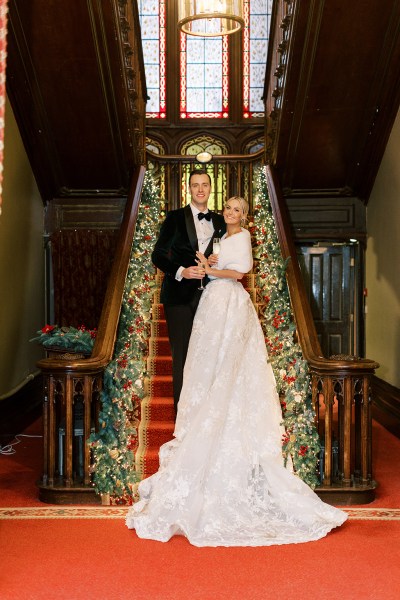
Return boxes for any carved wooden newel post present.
[311,361,377,504]
[39,363,103,503]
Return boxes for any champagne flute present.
[197,260,205,290]
[213,237,221,256]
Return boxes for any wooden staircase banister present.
[265,165,379,374]
[37,165,146,374]
[265,165,378,503]
[38,165,146,503]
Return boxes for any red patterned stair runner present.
[135,272,259,480]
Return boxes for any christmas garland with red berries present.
[89,171,161,503]
[252,167,320,488]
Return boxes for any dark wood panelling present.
[45,198,126,234]
[286,197,366,241]
[265,0,400,202]
[6,0,146,203]
[372,376,400,438]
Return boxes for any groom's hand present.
[181,265,206,280]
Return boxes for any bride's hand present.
[208,253,219,266]
[196,251,211,274]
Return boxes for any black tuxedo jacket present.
[151,204,226,305]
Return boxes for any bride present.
[126,196,347,547]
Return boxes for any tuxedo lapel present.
[184,204,198,252]
[211,213,225,237]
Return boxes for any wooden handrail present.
[265,165,379,374]
[37,165,146,374]
[146,149,265,163]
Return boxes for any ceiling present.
[265,0,400,203]
[6,0,400,205]
[6,0,147,203]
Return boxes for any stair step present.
[142,421,175,448]
[151,304,165,320]
[147,356,173,376]
[150,320,168,337]
[146,375,173,397]
[149,337,171,356]
[144,396,175,421]
[138,449,161,478]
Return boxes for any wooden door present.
[297,244,358,358]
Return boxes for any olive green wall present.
[0,97,45,399]
[366,110,400,388]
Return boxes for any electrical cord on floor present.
[0,434,43,456]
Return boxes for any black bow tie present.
[198,212,212,221]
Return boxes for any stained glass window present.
[139,1,272,121]
[181,137,228,209]
[243,0,273,118]
[180,33,229,119]
[138,1,166,119]
[146,137,167,212]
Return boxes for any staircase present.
[135,271,257,480]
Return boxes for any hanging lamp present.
[178,1,244,37]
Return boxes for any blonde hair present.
[225,196,249,225]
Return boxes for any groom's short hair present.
[189,169,211,186]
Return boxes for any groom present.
[151,169,226,414]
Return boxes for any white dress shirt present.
[176,203,214,281]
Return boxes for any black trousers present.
[164,289,203,415]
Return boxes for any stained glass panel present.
[138,1,166,119]
[180,33,229,119]
[243,0,273,118]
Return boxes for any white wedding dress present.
[126,229,347,546]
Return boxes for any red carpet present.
[0,419,43,507]
[1,277,400,598]
[0,515,399,599]
[1,407,400,598]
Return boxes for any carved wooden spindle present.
[49,377,59,485]
[323,376,333,486]
[343,376,353,486]
[64,376,73,486]
[361,376,372,484]
[42,376,50,486]
[353,377,363,479]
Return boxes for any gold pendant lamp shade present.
[178,1,244,37]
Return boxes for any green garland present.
[30,325,96,354]
[252,167,320,488]
[90,171,161,503]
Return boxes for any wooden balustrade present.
[37,156,377,505]
[37,166,145,504]
[266,165,378,503]
[146,149,264,214]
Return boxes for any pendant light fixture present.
[178,1,244,37]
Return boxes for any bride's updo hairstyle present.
[225,196,249,226]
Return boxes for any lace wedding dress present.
[126,229,347,546]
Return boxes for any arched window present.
[180,137,228,210]
[146,137,167,212]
